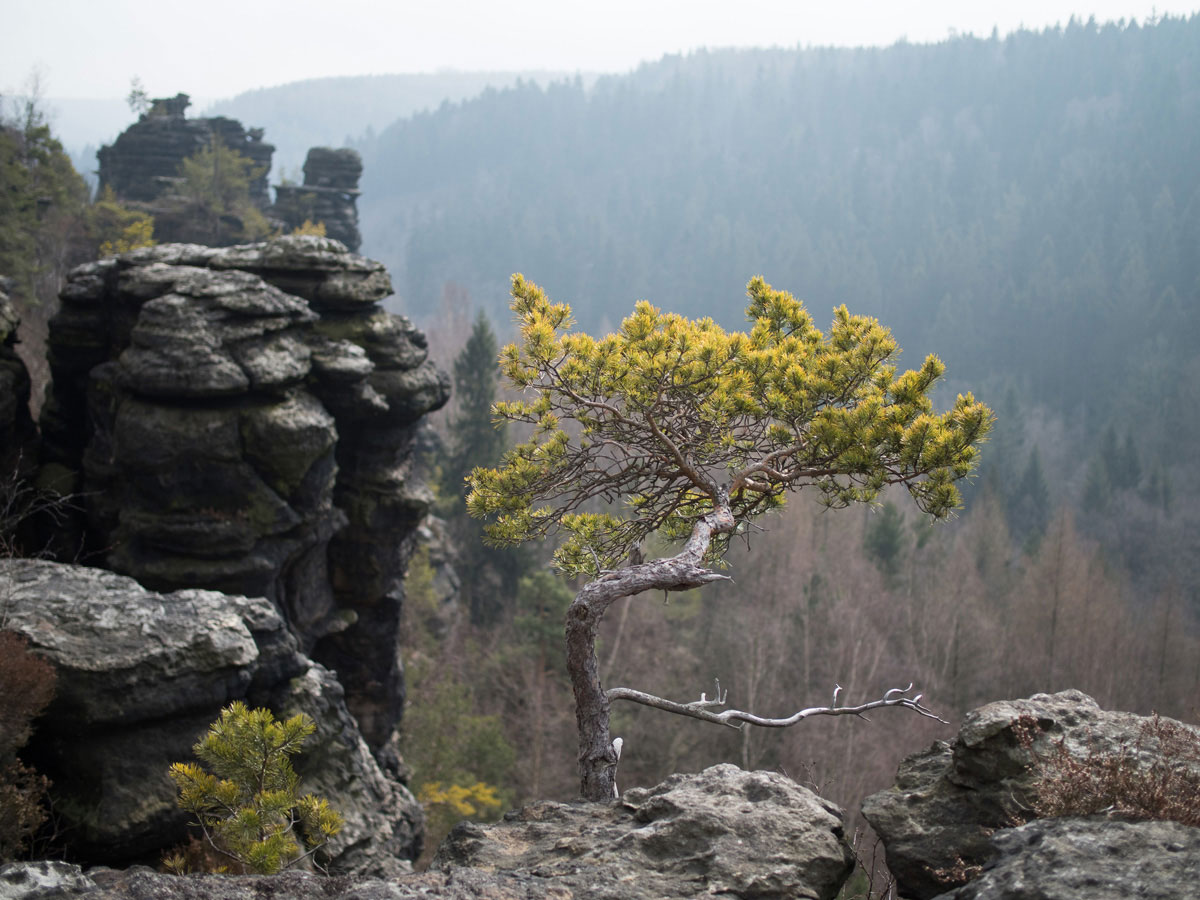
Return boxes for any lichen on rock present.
[39,235,449,753]
[0,558,422,875]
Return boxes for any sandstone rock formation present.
[97,94,275,244]
[39,236,449,751]
[0,765,854,899]
[433,763,855,899]
[274,148,364,251]
[863,690,1200,899]
[99,95,272,206]
[98,97,365,250]
[0,558,422,875]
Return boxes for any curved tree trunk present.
[565,499,735,801]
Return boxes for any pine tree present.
[175,137,272,245]
[166,703,342,875]
[469,274,992,799]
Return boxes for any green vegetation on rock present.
[167,702,342,875]
[175,137,273,245]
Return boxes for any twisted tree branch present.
[606,681,948,729]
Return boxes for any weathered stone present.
[118,294,251,396]
[307,334,375,383]
[435,764,855,900]
[40,236,449,757]
[932,817,1200,900]
[0,866,542,899]
[863,690,1200,900]
[0,765,856,899]
[119,244,219,269]
[1,558,421,872]
[367,364,452,425]
[273,149,365,251]
[97,94,275,246]
[209,235,369,274]
[0,861,96,899]
[304,147,364,191]
[239,393,338,501]
[211,236,388,310]
[312,309,427,370]
[0,559,300,728]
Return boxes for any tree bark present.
[566,498,735,801]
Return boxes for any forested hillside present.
[204,71,583,178]
[359,15,1199,608]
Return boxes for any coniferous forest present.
[356,15,1200,849]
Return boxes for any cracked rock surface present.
[0,765,853,899]
[864,690,1200,900]
[1,558,422,876]
[40,236,449,751]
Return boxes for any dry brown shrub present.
[0,630,56,860]
[1017,712,1200,826]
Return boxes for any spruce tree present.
[1008,447,1050,546]
[444,312,507,497]
[442,311,528,622]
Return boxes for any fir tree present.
[1008,447,1050,546]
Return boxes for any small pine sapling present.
[166,702,342,875]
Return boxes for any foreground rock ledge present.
[0,765,854,900]
[1,558,421,875]
[862,690,1200,900]
[933,817,1200,900]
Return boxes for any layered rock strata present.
[0,558,423,874]
[863,690,1200,899]
[98,94,273,208]
[99,101,365,250]
[39,235,449,750]
[274,148,364,251]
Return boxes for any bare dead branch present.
[606,681,948,730]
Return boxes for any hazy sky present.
[5,0,1198,102]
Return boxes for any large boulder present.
[0,765,854,899]
[434,763,855,899]
[863,690,1200,899]
[932,817,1200,900]
[40,236,449,751]
[1,558,422,875]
